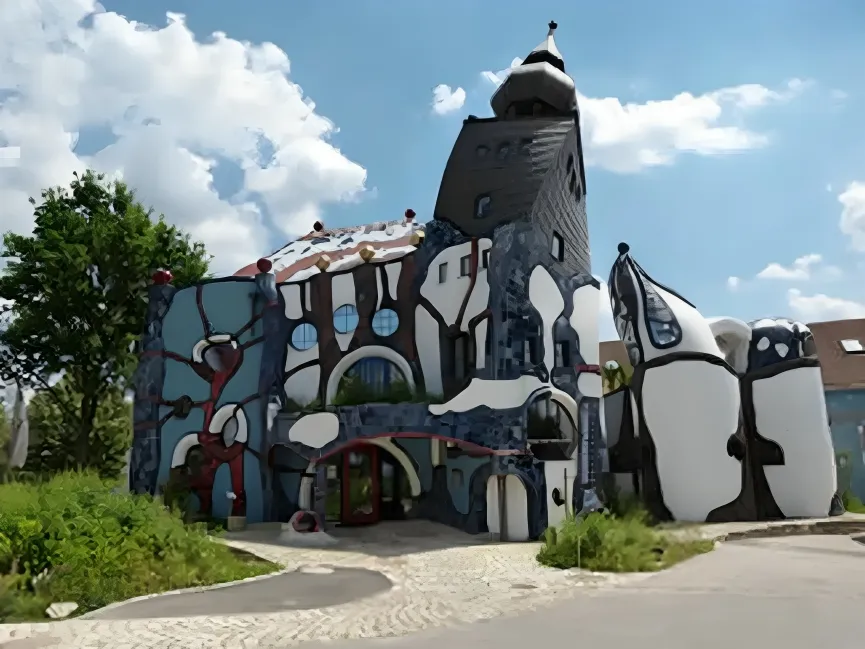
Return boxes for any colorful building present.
[130,21,603,540]
[810,318,865,500]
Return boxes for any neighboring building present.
[130,22,603,540]
[810,318,865,498]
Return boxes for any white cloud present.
[787,289,865,323]
[0,2,368,275]
[726,276,740,291]
[431,84,466,116]
[830,89,848,101]
[839,181,865,252]
[481,59,807,173]
[756,253,824,280]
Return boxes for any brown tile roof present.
[809,318,865,389]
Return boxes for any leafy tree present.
[0,170,210,469]
[0,396,8,478]
[24,379,131,480]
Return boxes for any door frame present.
[341,444,381,525]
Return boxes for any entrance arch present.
[325,346,416,406]
[297,436,422,512]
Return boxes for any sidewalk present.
[3,516,865,649]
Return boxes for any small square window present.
[481,249,490,270]
[438,262,448,283]
[840,339,865,354]
[551,232,564,262]
[460,255,471,277]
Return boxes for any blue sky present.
[2,0,864,339]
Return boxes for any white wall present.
[486,475,500,536]
[544,459,578,529]
[504,475,530,542]
[420,239,492,330]
[570,284,601,398]
[640,359,742,521]
[754,366,837,518]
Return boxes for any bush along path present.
[538,508,715,573]
[0,472,278,622]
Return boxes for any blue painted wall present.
[826,389,865,501]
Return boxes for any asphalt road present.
[302,535,865,649]
[89,566,393,619]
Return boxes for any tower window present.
[551,232,564,262]
[566,154,574,175]
[476,145,490,158]
[569,173,577,195]
[460,255,471,277]
[438,262,448,283]
[519,138,532,156]
[481,249,490,270]
[475,194,492,219]
[497,143,510,161]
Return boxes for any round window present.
[333,304,359,334]
[291,322,318,350]
[372,309,399,337]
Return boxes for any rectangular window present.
[551,232,564,262]
[481,249,490,270]
[840,339,865,354]
[438,262,448,283]
[460,254,471,277]
[555,341,571,367]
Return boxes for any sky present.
[0,0,863,342]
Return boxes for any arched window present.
[475,194,492,219]
[372,309,399,336]
[333,304,359,334]
[290,322,318,350]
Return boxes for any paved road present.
[89,567,393,619]
[300,535,865,649]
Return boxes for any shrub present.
[537,508,714,572]
[0,471,275,621]
[842,490,865,514]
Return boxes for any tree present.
[24,378,132,480]
[0,170,210,469]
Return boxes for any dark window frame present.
[551,232,565,262]
[474,193,492,219]
[438,262,448,283]
[459,254,471,277]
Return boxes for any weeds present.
[0,472,276,621]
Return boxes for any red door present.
[341,445,380,525]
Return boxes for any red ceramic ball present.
[152,269,172,285]
[256,257,273,273]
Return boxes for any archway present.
[297,437,422,517]
[333,357,413,405]
[325,346,416,406]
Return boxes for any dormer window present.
[475,194,492,219]
[840,339,865,354]
[551,232,564,262]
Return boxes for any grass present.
[842,490,865,514]
[537,492,714,573]
[0,472,278,622]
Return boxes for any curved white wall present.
[544,459,578,529]
[324,345,416,405]
[504,475,530,542]
[754,366,836,518]
[486,476,500,535]
[640,360,742,521]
